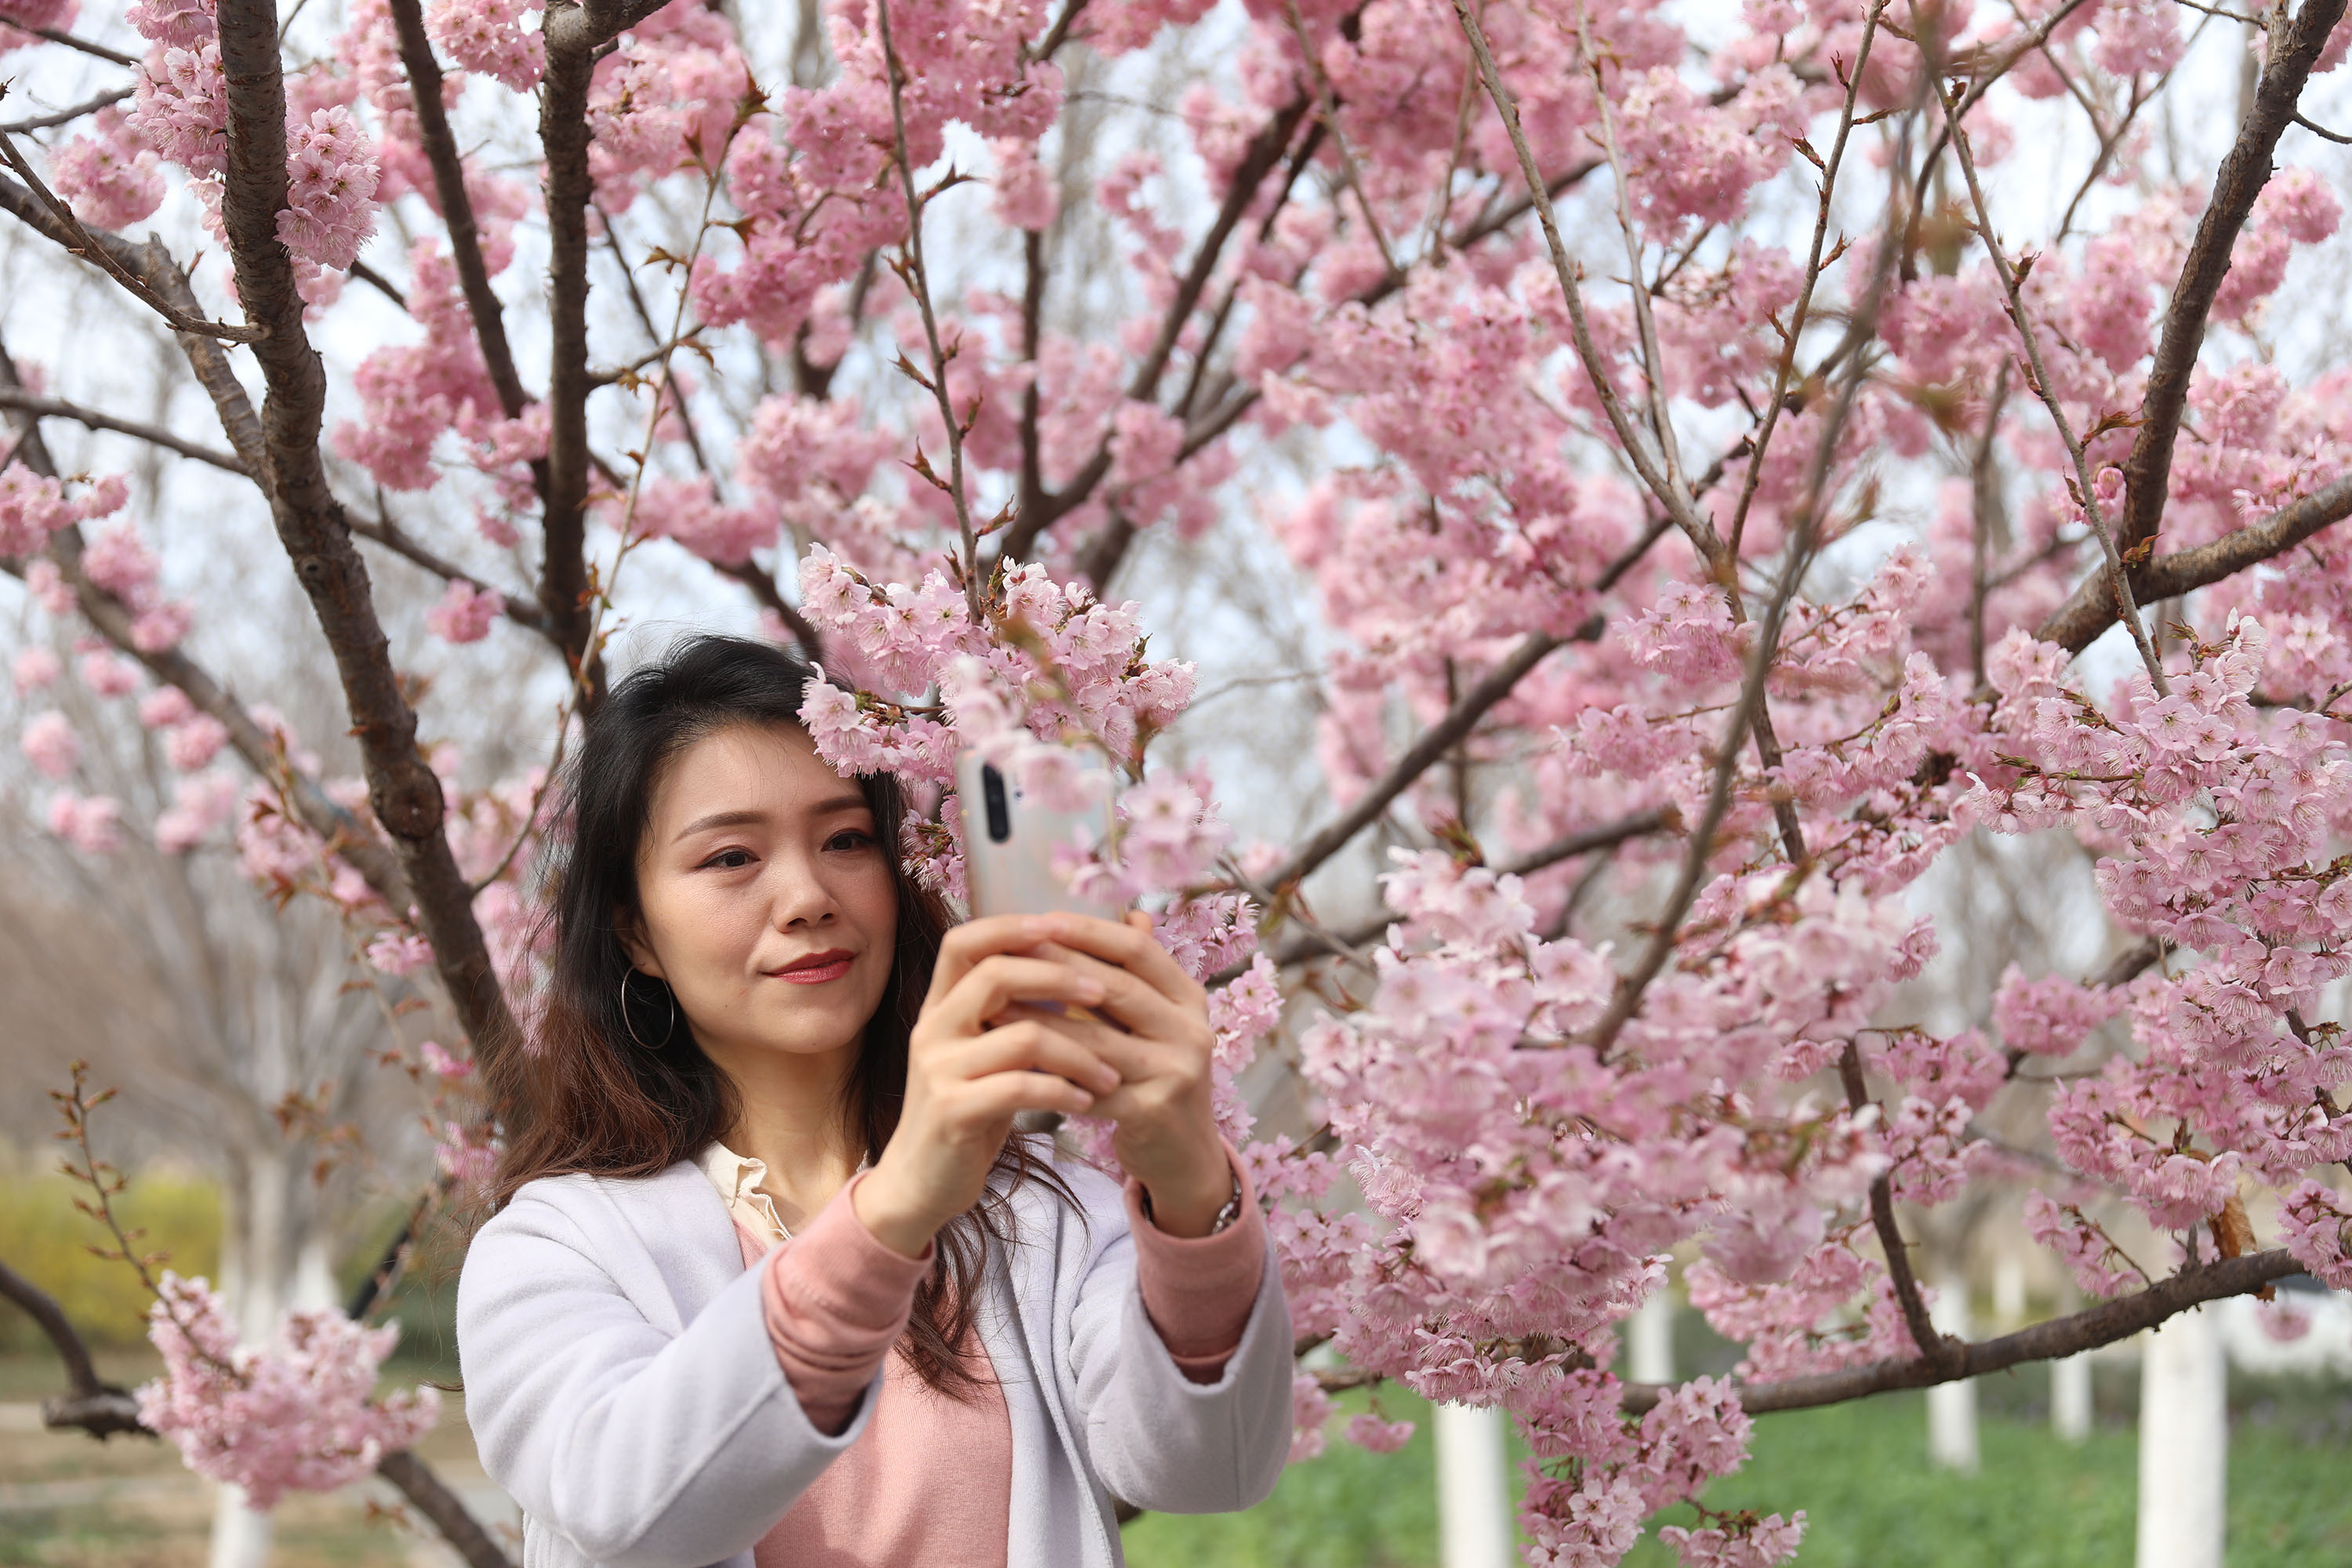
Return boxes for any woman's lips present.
[770,950,854,985]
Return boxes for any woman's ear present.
[615,906,665,979]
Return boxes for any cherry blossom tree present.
[2,0,2351,1564]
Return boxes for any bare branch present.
[1450,0,1704,549]
[0,144,265,343]
[538,2,621,697]
[1243,807,1679,977]
[0,337,411,906]
[1936,76,2169,695]
[2036,463,2352,654]
[0,84,133,136]
[19,27,140,67]
[720,558,826,662]
[387,0,533,420]
[377,1451,517,1568]
[0,1255,143,1438]
[999,89,1314,560]
[1842,1042,1947,1359]
[348,505,552,637]
[210,0,517,1060]
[0,384,250,473]
[1724,0,1888,557]
[1253,516,1671,900]
[1621,1248,2302,1415]
[876,0,986,616]
[2117,0,2349,556]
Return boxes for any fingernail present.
[1074,977,1106,1003]
[1020,916,1053,938]
[1095,1066,1121,1092]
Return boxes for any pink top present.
[711,1150,1267,1568]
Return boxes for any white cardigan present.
[455,1138,1294,1568]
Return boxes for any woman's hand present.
[1018,912,1234,1238]
[852,915,1121,1258]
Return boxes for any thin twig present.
[0,84,133,136]
[0,125,266,343]
[875,0,985,615]
[0,385,249,473]
[1935,77,2169,695]
[1724,0,1889,558]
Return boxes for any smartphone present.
[955,745,1126,922]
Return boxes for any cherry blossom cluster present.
[138,1271,439,1509]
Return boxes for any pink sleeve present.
[1123,1142,1268,1385]
[755,1171,931,1436]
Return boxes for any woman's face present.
[623,723,898,1069]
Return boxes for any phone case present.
[955,746,1126,921]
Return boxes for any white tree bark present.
[1926,1272,1979,1472]
[1434,1403,1515,1568]
[2052,1352,2094,1442]
[2136,1307,2227,1568]
[1626,1288,1675,1385]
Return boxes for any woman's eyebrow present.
[672,795,869,843]
[673,808,765,842]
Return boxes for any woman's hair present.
[488,633,1071,1395]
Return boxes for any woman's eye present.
[702,848,755,870]
[826,829,876,852]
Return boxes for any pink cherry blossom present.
[12,647,60,694]
[423,579,503,644]
[137,1272,437,1510]
[20,710,81,779]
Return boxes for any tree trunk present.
[208,1147,337,1568]
[2136,1307,2226,1568]
[1433,1403,1513,1568]
[2052,1353,2094,1442]
[1625,1289,1675,1385]
[1926,1272,1979,1472]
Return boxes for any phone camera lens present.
[980,764,1013,844]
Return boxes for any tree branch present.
[2116,0,2349,557]
[0,336,411,906]
[0,1255,143,1438]
[536,2,616,699]
[0,84,134,136]
[1841,1042,1947,1359]
[1937,72,2169,694]
[387,0,533,422]
[0,385,250,474]
[1621,1247,2302,1415]
[348,506,552,637]
[2035,470,2352,653]
[376,1450,515,1568]
[1247,807,1678,975]
[0,143,264,343]
[210,0,517,1061]
[998,89,1312,561]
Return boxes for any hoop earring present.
[619,971,678,1052]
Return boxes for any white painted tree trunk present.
[1926,1273,1978,1472]
[2051,1352,2094,1442]
[1626,1289,1675,1385]
[1434,1403,1515,1568]
[2136,1308,2226,1568]
[209,1149,338,1568]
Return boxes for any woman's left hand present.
[1017,911,1234,1236]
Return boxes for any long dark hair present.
[488,633,1071,1395]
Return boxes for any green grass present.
[1127,1376,2352,1568]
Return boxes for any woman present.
[457,636,1292,1568]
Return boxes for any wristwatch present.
[1141,1163,1245,1236]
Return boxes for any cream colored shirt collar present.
[697,1140,791,1245]
[697,1140,872,1247]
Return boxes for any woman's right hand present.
[851,916,1121,1258]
